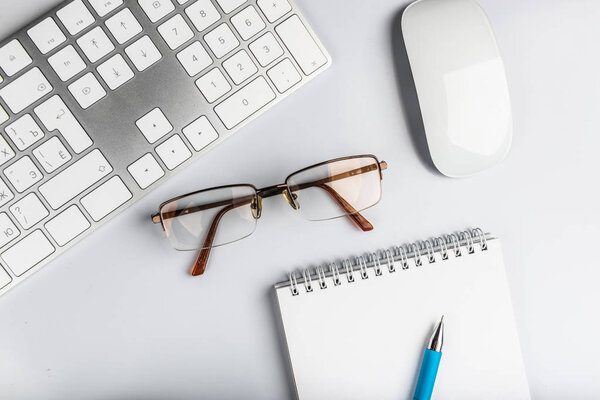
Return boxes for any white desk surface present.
[1,0,598,398]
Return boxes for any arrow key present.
[127,153,164,189]
[97,54,134,90]
[125,35,162,72]
[106,8,143,45]
[76,26,115,63]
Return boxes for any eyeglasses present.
[152,154,388,276]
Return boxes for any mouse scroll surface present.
[402,0,512,177]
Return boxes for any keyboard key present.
[9,193,49,230]
[27,18,66,55]
[33,137,72,173]
[88,0,123,17]
[177,41,213,76]
[1,230,54,276]
[139,0,175,23]
[125,35,162,72]
[275,15,327,75]
[68,72,107,109]
[267,58,301,93]
[80,176,132,221]
[231,6,266,40]
[45,205,90,246]
[214,76,275,129]
[0,179,14,207]
[136,108,173,143]
[39,149,112,209]
[204,23,240,58]
[0,136,15,166]
[249,32,283,66]
[56,0,95,35]
[257,0,292,23]
[0,40,32,77]
[215,0,246,14]
[182,116,218,151]
[223,50,258,84]
[48,45,87,81]
[97,54,134,90]
[34,95,93,153]
[0,266,11,289]
[0,212,20,248]
[106,8,143,44]
[158,14,194,50]
[195,68,231,103]
[4,114,45,151]
[0,105,8,124]
[155,134,191,170]
[77,26,115,63]
[4,156,43,193]
[127,153,164,189]
[185,0,221,32]
[0,68,53,114]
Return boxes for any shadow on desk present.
[390,7,438,175]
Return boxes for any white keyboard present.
[0,0,331,297]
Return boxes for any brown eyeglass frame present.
[152,154,388,276]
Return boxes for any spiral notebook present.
[274,229,530,400]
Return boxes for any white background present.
[1,0,599,398]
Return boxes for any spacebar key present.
[39,149,113,209]
[214,77,276,129]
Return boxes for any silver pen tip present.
[427,316,444,352]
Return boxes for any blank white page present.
[275,238,530,399]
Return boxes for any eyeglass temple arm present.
[315,183,373,231]
[190,202,242,276]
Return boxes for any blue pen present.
[414,316,444,400]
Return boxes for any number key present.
[223,50,258,84]
[249,32,284,66]
[204,23,240,58]
[158,14,194,49]
[231,6,266,40]
[185,0,221,32]
[195,68,231,102]
[177,41,213,76]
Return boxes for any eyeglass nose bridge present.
[257,184,300,211]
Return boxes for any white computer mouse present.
[402,0,512,178]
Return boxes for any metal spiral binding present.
[358,256,369,279]
[286,228,490,296]
[316,266,327,289]
[437,236,449,260]
[371,252,382,276]
[449,233,461,257]
[411,243,423,266]
[330,263,341,286]
[424,240,436,263]
[384,249,395,273]
[343,259,355,283]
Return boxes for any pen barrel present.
[414,349,442,400]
